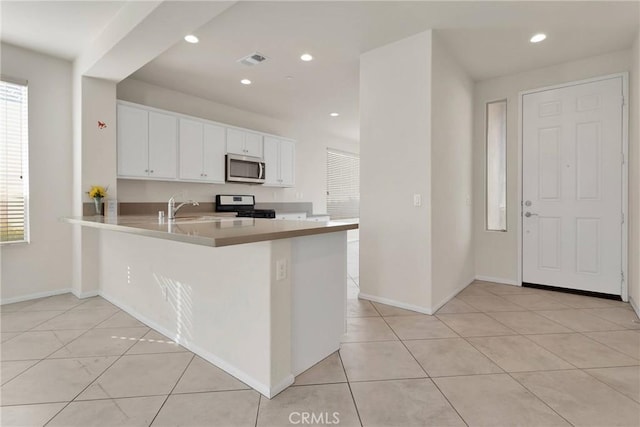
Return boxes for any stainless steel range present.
[215,195,276,219]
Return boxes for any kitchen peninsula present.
[64,215,357,398]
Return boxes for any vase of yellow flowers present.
[88,185,108,215]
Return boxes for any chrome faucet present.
[168,196,199,220]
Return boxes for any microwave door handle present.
[259,162,264,179]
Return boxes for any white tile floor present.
[1,280,639,426]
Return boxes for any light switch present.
[413,194,422,207]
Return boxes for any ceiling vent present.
[238,52,268,66]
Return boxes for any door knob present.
[524,200,532,207]
[524,212,538,218]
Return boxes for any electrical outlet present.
[413,194,422,207]
[276,259,287,281]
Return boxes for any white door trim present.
[517,72,629,301]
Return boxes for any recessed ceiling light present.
[300,53,313,62]
[184,34,199,44]
[530,33,546,43]
[329,112,339,117]
[240,79,252,85]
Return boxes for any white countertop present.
[62,215,358,247]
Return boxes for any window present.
[486,100,507,231]
[326,149,359,220]
[0,77,29,243]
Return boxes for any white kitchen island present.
[63,215,357,398]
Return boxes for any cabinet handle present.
[145,169,149,173]
[150,170,154,173]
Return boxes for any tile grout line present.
[148,352,196,426]
[574,329,640,362]
[42,348,139,426]
[1,304,123,390]
[502,369,575,426]
[376,310,471,427]
[336,350,363,427]
[578,367,640,405]
[254,393,261,427]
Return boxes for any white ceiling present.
[1,1,638,142]
[130,1,639,142]
[1,1,127,60]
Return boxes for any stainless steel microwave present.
[225,154,266,184]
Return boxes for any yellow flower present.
[88,185,107,199]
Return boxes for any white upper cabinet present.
[263,136,295,187]
[226,128,263,157]
[179,118,205,181]
[179,119,225,183]
[117,104,177,180]
[202,124,226,182]
[279,139,295,186]
[117,101,292,185]
[148,111,177,179]
[117,104,148,178]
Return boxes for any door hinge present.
[621,96,626,106]
[622,271,625,283]
[622,153,625,165]
[622,212,625,224]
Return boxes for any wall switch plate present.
[413,194,422,207]
[276,259,287,281]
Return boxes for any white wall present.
[430,33,475,307]
[0,44,73,302]
[473,49,633,284]
[116,79,358,214]
[629,32,640,312]
[359,31,433,311]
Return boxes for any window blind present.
[0,78,29,243]
[326,149,359,220]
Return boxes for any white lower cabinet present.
[263,136,295,187]
[179,118,225,183]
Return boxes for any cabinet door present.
[117,104,149,177]
[226,128,245,155]
[244,132,263,157]
[263,136,280,186]
[179,118,204,180]
[203,123,226,183]
[279,139,295,187]
[148,111,177,179]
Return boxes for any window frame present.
[485,99,508,232]
[0,76,30,245]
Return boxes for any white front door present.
[522,76,624,295]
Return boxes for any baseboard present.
[358,293,433,315]
[71,289,100,299]
[629,295,640,319]
[1,288,73,305]
[430,277,476,314]
[99,291,290,399]
[475,275,519,286]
